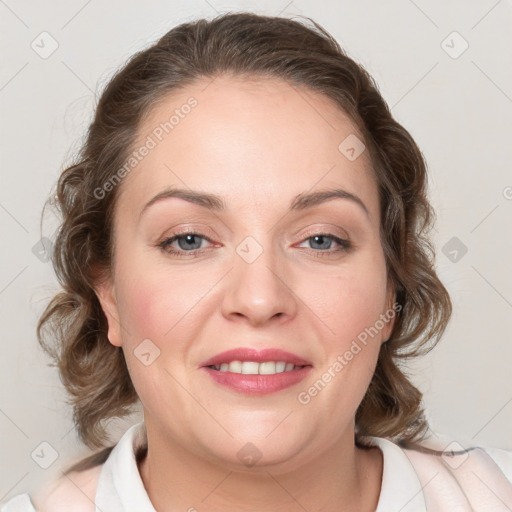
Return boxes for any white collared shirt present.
[2,421,512,511]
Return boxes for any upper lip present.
[200,347,312,368]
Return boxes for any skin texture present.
[94,74,396,512]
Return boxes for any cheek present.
[309,264,388,342]
[115,270,200,346]
[114,276,194,400]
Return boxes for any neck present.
[137,420,383,512]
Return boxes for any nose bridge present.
[221,232,297,324]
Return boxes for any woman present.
[2,12,511,512]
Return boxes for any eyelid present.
[157,228,215,247]
[294,223,350,242]
[158,224,216,241]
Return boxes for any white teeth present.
[229,360,242,373]
[259,361,276,375]
[275,361,286,372]
[241,361,260,374]
[211,360,302,375]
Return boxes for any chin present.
[193,426,311,472]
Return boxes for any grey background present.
[1,0,511,501]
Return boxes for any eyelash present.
[157,230,352,258]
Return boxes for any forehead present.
[117,74,379,223]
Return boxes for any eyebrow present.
[138,186,370,220]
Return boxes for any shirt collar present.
[367,436,427,512]
[94,422,427,512]
[95,421,155,512]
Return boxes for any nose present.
[221,237,298,327]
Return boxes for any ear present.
[381,280,398,343]
[93,273,123,348]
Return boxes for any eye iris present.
[310,235,331,250]
[178,234,202,250]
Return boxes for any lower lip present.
[201,366,313,395]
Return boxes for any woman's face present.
[96,74,396,471]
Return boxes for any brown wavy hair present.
[37,12,452,472]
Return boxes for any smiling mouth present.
[208,361,308,375]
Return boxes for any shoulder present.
[1,493,37,512]
[481,445,512,482]
[401,440,512,480]
[401,441,512,509]
[30,464,103,512]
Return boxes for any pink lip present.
[199,347,313,396]
[200,347,312,367]
[201,366,313,395]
